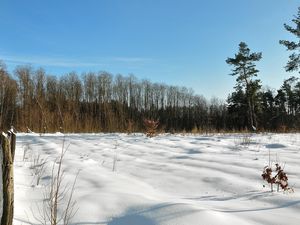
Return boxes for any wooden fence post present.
[7,131,16,163]
[1,132,14,225]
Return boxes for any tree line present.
[0,60,299,133]
[0,63,221,132]
[0,6,300,133]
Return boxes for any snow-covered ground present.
[13,133,300,225]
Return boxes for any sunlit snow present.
[13,133,300,225]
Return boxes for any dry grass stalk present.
[34,138,78,225]
[30,153,47,186]
[126,120,134,134]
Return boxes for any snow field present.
[13,133,300,225]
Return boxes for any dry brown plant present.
[143,119,159,138]
[262,163,293,192]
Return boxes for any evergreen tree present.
[227,87,248,130]
[259,89,276,130]
[279,6,300,73]
[226,42,262,130]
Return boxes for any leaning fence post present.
[1,132,14,225]
[7,131,16,163]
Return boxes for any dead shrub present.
[262,163,293,192]
[143,119,159,138]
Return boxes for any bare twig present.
[33,137,79,225]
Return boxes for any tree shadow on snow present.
[218,200,300,213]
[185,190,274,202]
[107,214,155,225]
[265,143,286,149]
[185,191,300,213]
[107,203,197,225]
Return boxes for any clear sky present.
[0,0,299,99]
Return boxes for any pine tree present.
[279,6,300,73]
[226,42,262,131]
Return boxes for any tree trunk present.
[247,97,254,130]
[251,98,257,129]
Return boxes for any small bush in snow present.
[262,163,293,192]
[143,119,159,138]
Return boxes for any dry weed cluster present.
[262,163,293,192]
[143,119,159,137]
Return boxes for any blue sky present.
[0,0,299,99]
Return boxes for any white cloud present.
[0,54,104,67]
[0,54,152,68]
